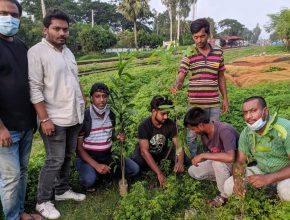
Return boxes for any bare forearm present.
[201,151,234,163]
[266,165,290,184]
[141,151,162,175]
[33,102,49,120]
[174,72,186,90]
[218,72,228,101]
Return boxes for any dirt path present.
[225,54,290,87]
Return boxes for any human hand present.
[157,172,166,188]
[191,154,204,166]
[0,125,12,147]
[117,133,126,143]
[222,99,229,113]
[95,164,111,174]
[247,174,271,188]
[174,161,184,173]
[41,119,55,136]
[233,179,246,197]
[169,85,177,96]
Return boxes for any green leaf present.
[256,146,272,152]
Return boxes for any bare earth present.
[225,54,290,87]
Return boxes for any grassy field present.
[3,45,289,220]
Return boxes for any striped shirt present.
[79,106,113,152]
[178,44,225,108]
[239,117,290,173]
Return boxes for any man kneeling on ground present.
[224,96,290,201]
[131,95,185,188]
[184,107,239,207]
[76,83,139,191]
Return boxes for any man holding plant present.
[170,18,228,158]
[132,96,185,188]
[184,107,239,207]
[224,96,290,201]
[76,83,139,191]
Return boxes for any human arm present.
[76,138,110,174]
[170,72,187,95]
[33,102,55,136]
[191,150,235,166]
[247,154,290,188]
[0,119,12,147]
[172,136,184,173]
[139,139,166,187]
[218,71,229,113]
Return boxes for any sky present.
[148,0,290,39]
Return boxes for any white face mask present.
[246,117,267,131]
[92,104,107,115]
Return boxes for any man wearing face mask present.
[0,0,40,220]
[224,96,290,201]
[76,83,139,191]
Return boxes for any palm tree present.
[161,0,176,42]
[118,0,150,49]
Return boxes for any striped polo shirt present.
[79,106,113,152]
[178,44,225,108]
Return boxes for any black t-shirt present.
[137,116,177,155]
[0,37,36,130]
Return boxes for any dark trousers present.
[37,124,82,203]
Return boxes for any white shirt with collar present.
[28,38,84,126]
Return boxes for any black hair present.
[243,96,267,108]
[90,83,110,96]
[150,95,173,111]
[1,0,22,16]
[190,18,210,35]
[43,8,70,28]
[183,107,210,127]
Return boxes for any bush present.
[78,25,117,53]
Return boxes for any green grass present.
[22,46,290,220]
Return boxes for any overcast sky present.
[148,0,289,39]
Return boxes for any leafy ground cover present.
[2,46,289,220]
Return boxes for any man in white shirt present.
[28,9,86,220]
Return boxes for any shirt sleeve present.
[238,128,251,156]
[138,121,149,140]
[28,47,45,104]
[219,128,238,152]
[218,51,226,72]
[178,56,190,75]
[285,125,290,155]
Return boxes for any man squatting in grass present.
[131,96,185,188]
[28,9,86,219]
[170,18,229,158]
[76,83,139,191]
[184,107,239,207]
[0,0,41,219]
[224,96,290,201]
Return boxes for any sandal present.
[208,194,228,207]
[21,212,42,220]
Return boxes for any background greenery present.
[1,45,289,220]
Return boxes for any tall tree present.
[192,0,197,20]
[252,23,261,43]
[266,9,290,47]
[218,19,245,36]
[176,0,192,44]
[118,0,150,49]
[161,0,176,42]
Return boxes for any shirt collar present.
[42,38,67,51]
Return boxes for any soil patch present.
[225,54,290,87]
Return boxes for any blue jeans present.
[0,130,33,220]
[76,157,139,189]
[187,107,220,158]
[37,124,82,203]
